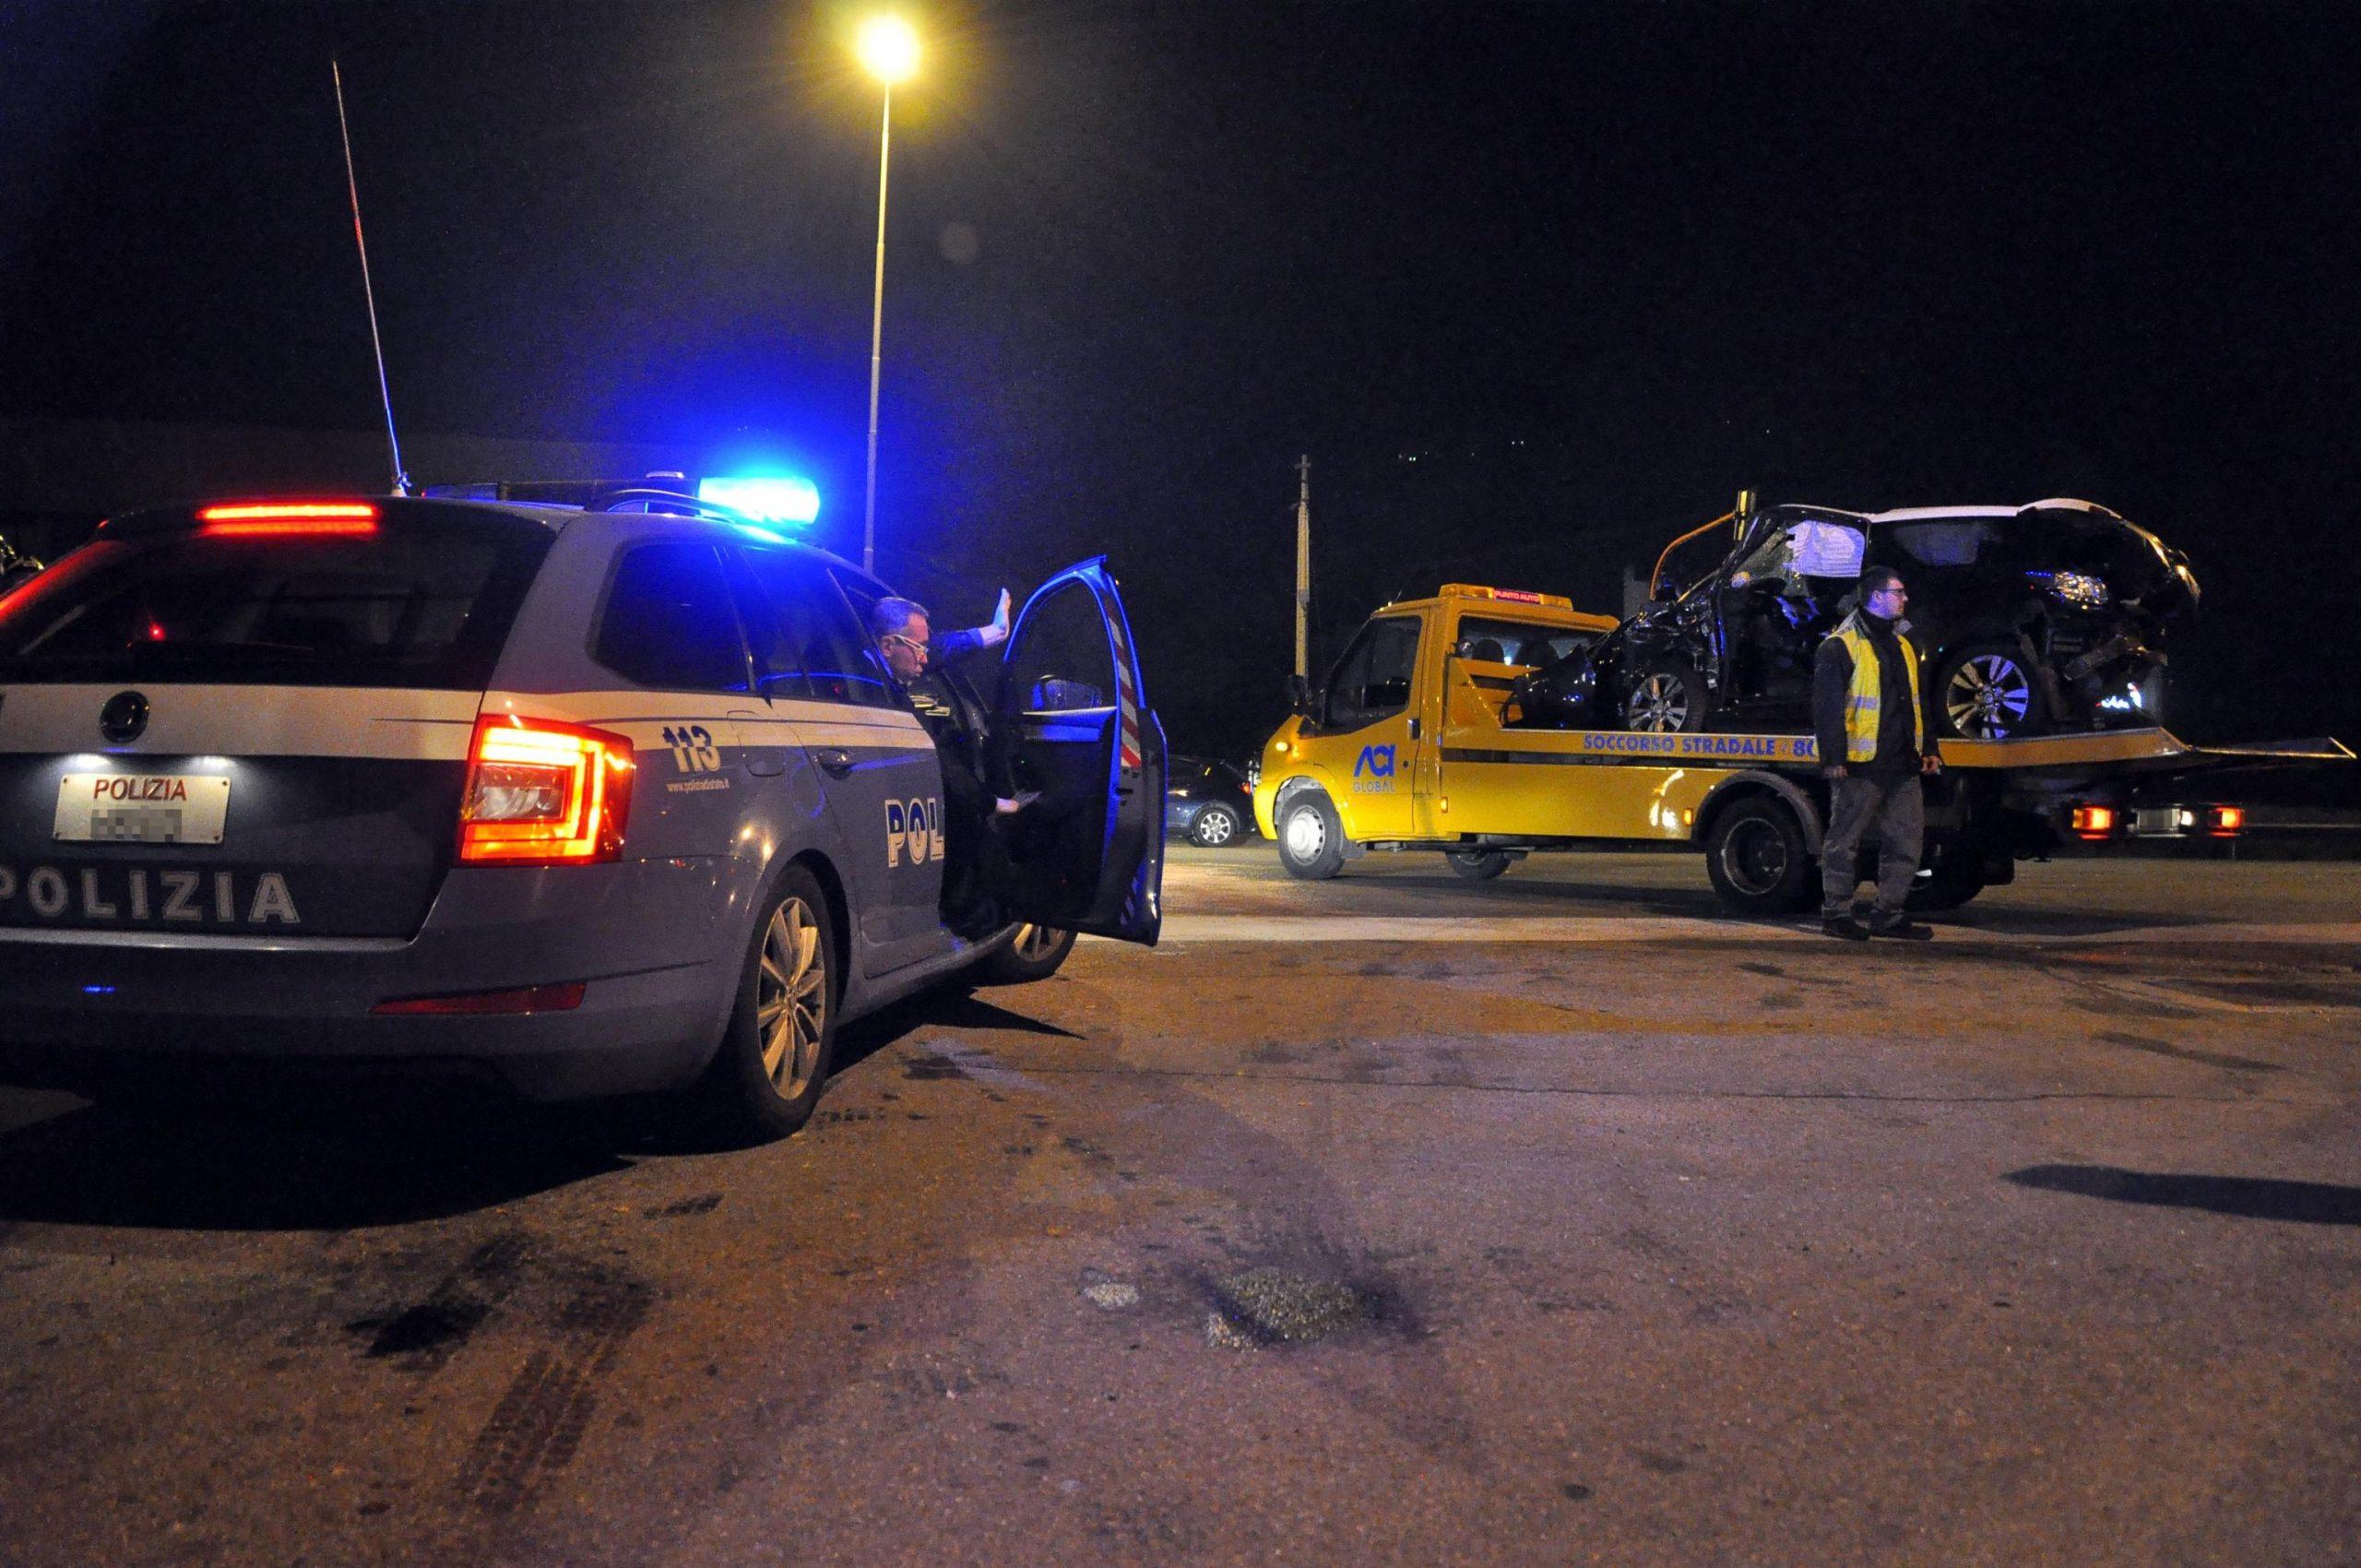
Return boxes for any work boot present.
[1867,913,1934,941]
[1821,913,1870,941]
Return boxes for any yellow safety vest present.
[1828,613,1925,763]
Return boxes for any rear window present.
[1453,615,1593,668]
[593,540,753,692]
[0,519,549,689]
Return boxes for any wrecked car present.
[1513,497,2201,740]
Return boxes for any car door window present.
[1888,520,1993,568]
[1003,579,1114,713]
[1322,616,1418,730]
[737,553,898,708]
[594,540,752,692]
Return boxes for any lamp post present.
[856,15,919,575]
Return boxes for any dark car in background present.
[1166,754,1257,846]
[1513,498,2201,740]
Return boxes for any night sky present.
[4,1,2356,770]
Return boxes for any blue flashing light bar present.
[698,475,820,527]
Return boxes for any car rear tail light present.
[2070,803,2118,840]
[458,715,635,864]
[373,981,587,1016]
[197,501,381,537]
[2207,805,2245,837]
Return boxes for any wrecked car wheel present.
[1936,641,2044,740]
[1621,660,1707,733]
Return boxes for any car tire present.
[1444,849,1513,880]
[1622,659,1709,734]
[698,864,837,1143]
[973,922,1077,985]
[1276,790,1347,881]
[1703,797,1817,916]
[1190,802,1244,848]
[1934,640,2047,741]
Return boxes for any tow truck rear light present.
[2070,803,2118,840]
[2207,804,2245,837]
[372,981,587,1016]
[197,501,381,537]
[457,715,635,864]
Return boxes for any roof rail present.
[419,478,752,527]
[587,487,749,525]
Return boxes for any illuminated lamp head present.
[697,475,820,528]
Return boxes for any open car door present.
[991,558,1166,944]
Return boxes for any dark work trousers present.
[1821,773,1925,919]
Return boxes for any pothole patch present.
[1204,1267,1375,1349]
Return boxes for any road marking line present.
[1155,916,2361,946]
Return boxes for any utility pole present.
[1294,455,1312,680]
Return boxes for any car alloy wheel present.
[756,895,829,1101]
[1012,922,1063,964]
[1944,652,2033,740]
[1192,804,1240,847]
[1627,671,1691,732]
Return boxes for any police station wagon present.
[0,490,1167,1138]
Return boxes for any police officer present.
[871,591,1028,934]
[1814,566,1940,940]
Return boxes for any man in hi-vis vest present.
[1812,567,1942,940]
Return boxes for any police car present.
[0,490,1166,1138]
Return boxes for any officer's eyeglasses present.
[879,633,925,653]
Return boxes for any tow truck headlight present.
[458,716,635,864]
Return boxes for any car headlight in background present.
[1245,758,1261,788]
[2028,568,2110,608]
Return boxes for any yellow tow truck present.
[1252,584,2351,914]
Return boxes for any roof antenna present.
[331,58,410,496]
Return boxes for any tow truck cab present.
[1255,584,2344,914]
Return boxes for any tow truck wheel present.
[700,864,838,1143]
[1935,642,2045,740]
[1703,798,1816,916]
[1907,851,1989,912]
[1622,660,1709,734]
[1277,791,1347,880]
[1444,849,1513,880]
[974,922,1077,985]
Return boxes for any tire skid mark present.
[455,1271,651,1515]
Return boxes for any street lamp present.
[856,15,919,575]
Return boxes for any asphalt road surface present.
[4,847,2357,1567]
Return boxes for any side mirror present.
[1286,673,1312,715]
[1029,677,1104,711]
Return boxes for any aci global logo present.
[1353,743,1395,778]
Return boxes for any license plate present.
[54,774,231,845]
